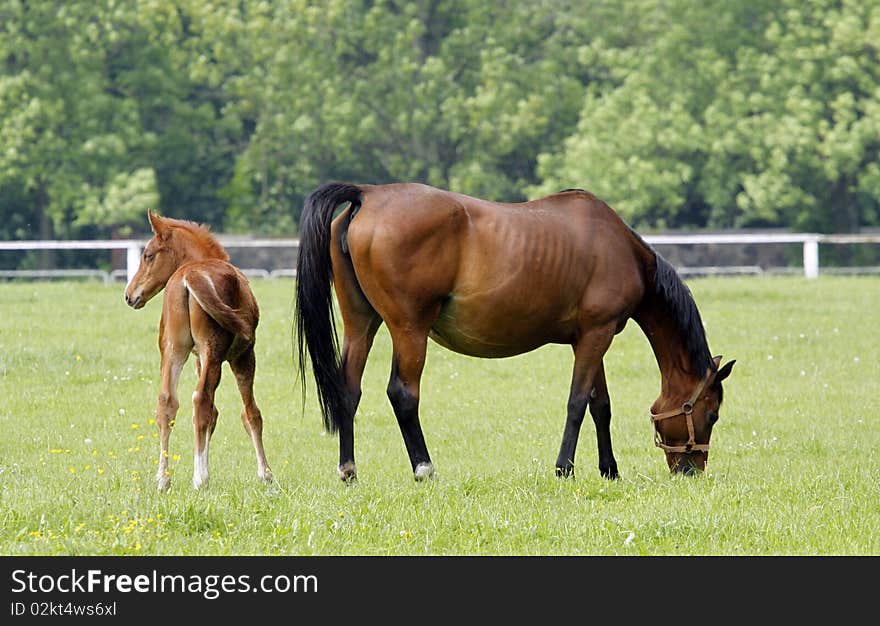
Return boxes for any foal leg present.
[191,354,222,490]
[230,347,273,483]
[155,342,190,492]
[555,326,615,478]
[386,325,434,481]
[589,362,619,479]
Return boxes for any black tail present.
[294,182,363,433]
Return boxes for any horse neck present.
[634,298,704,407]
[171,233,227,266]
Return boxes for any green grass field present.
[1,276,878,555]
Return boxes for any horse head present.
[651,356,736,475]
[124,211,182,309]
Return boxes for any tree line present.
[1,0,878,262]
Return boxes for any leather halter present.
[649,370,713,454]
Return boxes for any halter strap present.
[649,370,713,454]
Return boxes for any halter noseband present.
[649,370,713,454]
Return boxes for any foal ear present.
[147,210,168,240]
[715,359,736,383]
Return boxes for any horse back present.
[342,183,649,355]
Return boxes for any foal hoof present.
[414,462,434,481]
[259,468,274,483]
[156,474,172,493]
[338,461,357,483]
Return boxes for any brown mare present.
[125,212,273,491]
[295,183,735,482]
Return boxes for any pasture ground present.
[0,276,878,555]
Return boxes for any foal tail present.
[183,267,255,342]
[294,182,363,433]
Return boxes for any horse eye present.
[144,252,155,262]
[707,411,719,425]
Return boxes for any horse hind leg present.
[386,325,434,481]
[191,354,222,490]
[330,233,382,482]
[335,314,381,482]
[230,347,273,483]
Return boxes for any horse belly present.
[428,294,573,358]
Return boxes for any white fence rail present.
[1,233,879,282]
[0,238,296,284]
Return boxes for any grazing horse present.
[125,212,273,491]
[295,182,734,482]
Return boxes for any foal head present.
[124,211,228,309]
[652,356,736,475]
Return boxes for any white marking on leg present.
[250,428,273,482]
[155,424,171,492]
[192,432,210,490]
[156,451,171,492]
[414,462,434,481]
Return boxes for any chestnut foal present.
[125,212,273,491]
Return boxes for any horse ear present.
[715,359,736,383]
[148,211,167,239]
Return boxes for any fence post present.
[803,237,819,279]
[126,243,141,284]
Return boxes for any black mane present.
[629,227,716,376]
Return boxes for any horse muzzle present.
[667,451,707,475]
[124,290,144,309]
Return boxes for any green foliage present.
[2,0,880,246]
[0,1,157,238]
[0,0,246,242]
[222,0,588,229]
[535,0,880,231]
[75,168,159,236]
[709,0,880,232]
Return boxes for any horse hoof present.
[414,462,434,481]
[259,469,274,483]
[192,476,209,490]
[338,461,357,483]
[156,476,172,493]
[555,465,574,478]
[600,464,619,480]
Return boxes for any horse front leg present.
[555,326,615,478]
[589,362,618,479]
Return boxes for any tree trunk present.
[830,176,856,234]
[829,175,856,266]
[36,184,55,270]
[111,225,125,272]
